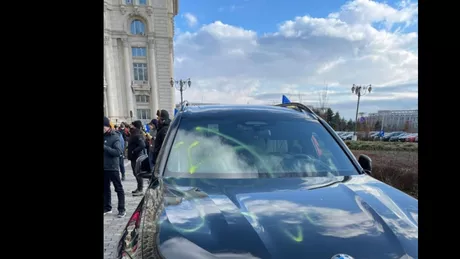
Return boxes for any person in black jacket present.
[127,120,146,195]
[151,110,171,169]
[103,116,126,218]
[147,119,158,169]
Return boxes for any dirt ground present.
[352,150,418,198]
[352,150,418,171]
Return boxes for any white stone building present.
[366,110,418,132]
[104,0,178,124]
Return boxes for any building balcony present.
[132,80,150,91]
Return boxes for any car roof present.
[180,104,318,121]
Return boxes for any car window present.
[165,116,359,179]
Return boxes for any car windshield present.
[165,112,360,179]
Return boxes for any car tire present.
[139,184,165,259]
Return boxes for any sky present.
[172,0,418,120]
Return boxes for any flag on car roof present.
[282,95,291,104]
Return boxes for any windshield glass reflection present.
[166,118,358,178]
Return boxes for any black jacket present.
[127,129,146,161]
[152,112,171,162]
[104,129,122,171]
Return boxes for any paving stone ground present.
[104,159,144,259]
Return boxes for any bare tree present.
[318,82,329,115]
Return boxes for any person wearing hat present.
[151,110,171,169]
[103,116,126,217]
[131,120,143,130]
[127,120,146,195]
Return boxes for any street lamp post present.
[170,78,191,107]
[351,84,372,141]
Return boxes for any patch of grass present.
[352,150,418,198]
[345,140,418,152]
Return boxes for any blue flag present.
[282,95,291,104]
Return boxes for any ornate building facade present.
[104,0,178,124]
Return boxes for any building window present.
[137,109,151,120]
[130,20,145,35]
[139,0,146,5]
[136,95,150,103]
[133,63,148,81]
[126,0,133,4]
[132,47,146,57]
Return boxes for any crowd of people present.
[103,109,171,217]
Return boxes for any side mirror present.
[358,154,372,175]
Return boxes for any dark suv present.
[117,103,418,259]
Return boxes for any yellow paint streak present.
[173,141,185,149]
[283,225,303,242]
[189,164,199,174]
[303,212,316,225]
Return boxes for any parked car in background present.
[395,133,418,142]
[343,132,355,140]
[368,131,380,140]
[382,131,404,141]
[390,132,408,142]
[372,133,383,141]
[369,131,378,137]
[405,133,418,142]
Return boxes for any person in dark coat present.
[147,119,158,169]
[103,116,126,218]
[151,110,171,169]
[148,119,158,137]
[127,120,146,195]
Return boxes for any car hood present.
[155,175,418,259]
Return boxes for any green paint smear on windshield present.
[187,143,247,174]
[188,126,273,176]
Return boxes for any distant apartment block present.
[366,110,418,132]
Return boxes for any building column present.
[148,37,159,116]
[103,76,108,115]
[168,37,175,113]
[104,35,117,118]
[122,38,135,121]
[112,39,126,120]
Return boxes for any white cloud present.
[173,0,418,119]
[183,13,198,28]
[329,0,418,29]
